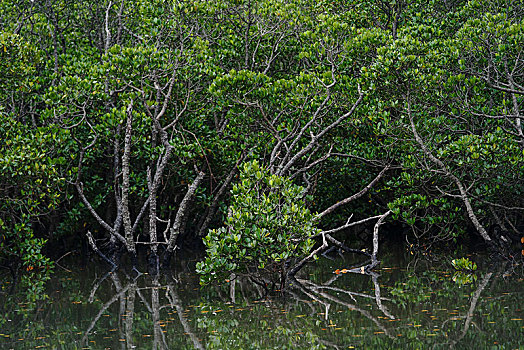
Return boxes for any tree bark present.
[121,101,136,259]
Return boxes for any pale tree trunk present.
[122,101,137,265]
[145,146,174,273]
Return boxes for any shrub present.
[196,161,319,286]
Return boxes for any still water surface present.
[1,247,523,349]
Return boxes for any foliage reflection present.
[0,254,522,349]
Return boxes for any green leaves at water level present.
[197,160,319,285]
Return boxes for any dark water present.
[1,247,523,349]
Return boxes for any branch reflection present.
[82,271,202,349]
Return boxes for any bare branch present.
[288,233,329,277]
[278,85,363,176]
[318,165,391,218]
[316,214,385,236]
[165,171,206,256]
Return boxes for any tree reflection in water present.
[81,270,203,349]
[79,263,401,349]
[291,271,396,342]
[12,257,515,349]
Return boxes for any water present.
[1,247,523,349]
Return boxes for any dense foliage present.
[197,161,318,285]
[1,0,523,279]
